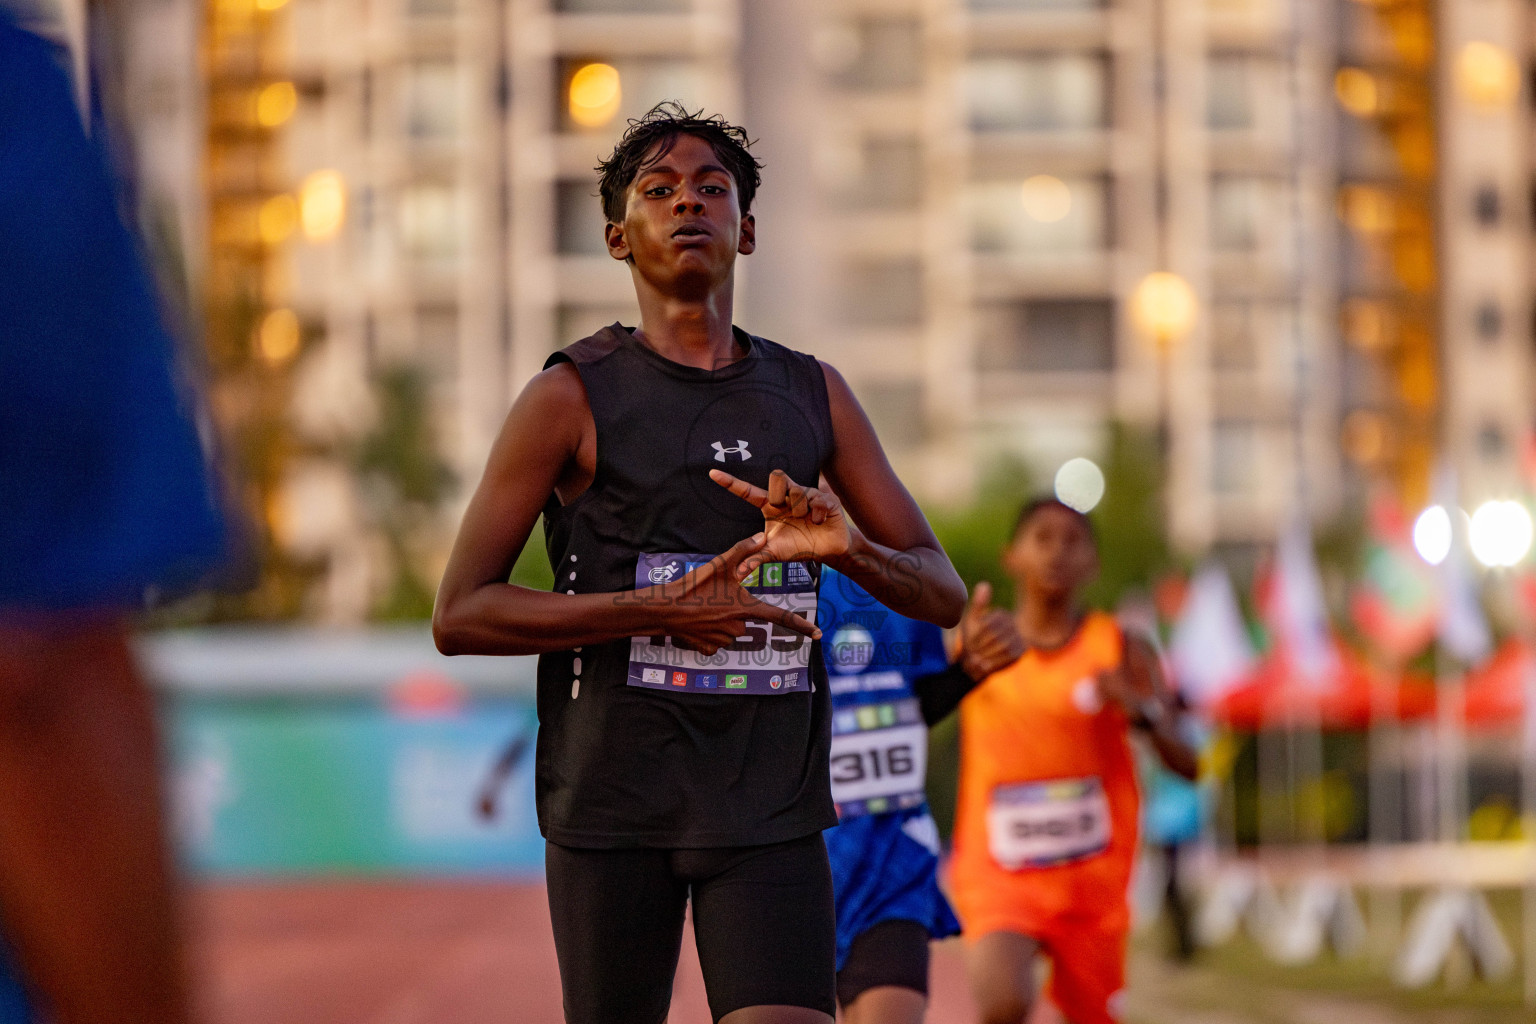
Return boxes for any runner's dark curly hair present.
[596,101,763,225]
[1012,496,1097,545]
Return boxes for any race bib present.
[626,552,819,696]
[986,776,1111,870]
[829,697,928,818]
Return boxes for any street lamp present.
[1131,270,1198,453]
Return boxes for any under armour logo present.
[711,440,751,462]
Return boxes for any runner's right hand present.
[957,582,1025,682]
[653,533,822,656]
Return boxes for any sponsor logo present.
[1071,677,1104,715]
[855,706,880,730]
[671,671,689,687]
[786,562,812,587]
[829,626,875,675]
[762,563,783,587]
[769,674,782,690]
[696,674,718,689]
[711,440,752,463]
[877,704,896,727]
[784,671,800,689]
[648,561,681,585]
[725,674,749,689]
[642,667,665,684]
[742,566,760,587]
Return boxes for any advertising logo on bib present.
[784,671,800,689]
[642,668,665,684]
[769,674,782,690]
[671,671,688,687]
[762,563,783,587]
[696,674,717,689]
[725,674,748,689]
[648,561,681,585]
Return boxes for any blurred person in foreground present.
[1,11,227,1023]
[434,101,965,1024]
[949,499,1197,1024]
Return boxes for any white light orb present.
[1412,505,1451,566]
[1054,457,1106,513]
[1469,499,1533,568]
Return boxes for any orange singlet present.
[950,611,1138,1024]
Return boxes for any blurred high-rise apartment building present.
[98,0,1535,617]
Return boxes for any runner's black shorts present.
[545,832,837,1024]
[836,917,930,1007]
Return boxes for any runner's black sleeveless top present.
[535,324,837,848]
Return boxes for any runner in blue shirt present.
[820,569,1021,1024]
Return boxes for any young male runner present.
[949,499,1197,1024]
[820,569,1020,1024]
[433,103,965,1024]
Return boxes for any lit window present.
[826,137,923,210]
[399,183,465,265]
[964,55,1107,132]
[833,261,924,328]
[1212,420,1258,495]
[554,0,686,10]
[976,299,1115,373]
[1210,176,1276,251]
[406,61,461,140]
[1207,56,1252,130]
[969,0,1102,8]
[559,58,706,133]
[967,177,1108,254]
[557,180,611,256]
[829,18,922,91]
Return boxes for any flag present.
[1433,466,1491,665]
[1351,491,1437,659]
[1169,562,1256,707]
[1264,517,1339,685]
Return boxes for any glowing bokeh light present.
[1054,457,1106,514]
[1130,272,1198,349]
[1412,505,1451,566]
[1469,500,1533,568]
[1020,175,1072,223]
[568,63,622,128]
[300,170,346,241]
[1455,41,1520,109]
[256,81,297,127]
[257,308,301,364]
[1334,68,1379,116]
[258,194,298,244]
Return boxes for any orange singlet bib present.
[950,611,1139,939]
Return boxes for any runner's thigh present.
[545,841,688,1024]
[686,834,837,1021]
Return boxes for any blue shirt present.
[0,15,225,610]
[820,569,960,970]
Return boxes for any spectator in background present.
[1139,693,1208,963]
[1,10,229,1023]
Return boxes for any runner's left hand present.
[709,467,853,574]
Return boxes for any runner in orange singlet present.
[950,498,1198,1024]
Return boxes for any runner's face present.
[605,134,755,295]
[1004,506,1097,600]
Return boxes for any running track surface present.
[192,880,986,1024]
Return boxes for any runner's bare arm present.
[1100,635,1199,780]
[433,365,817,657]
[817,361,965,627]
[707,363,963,626]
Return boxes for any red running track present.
[191,881,986,1024]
